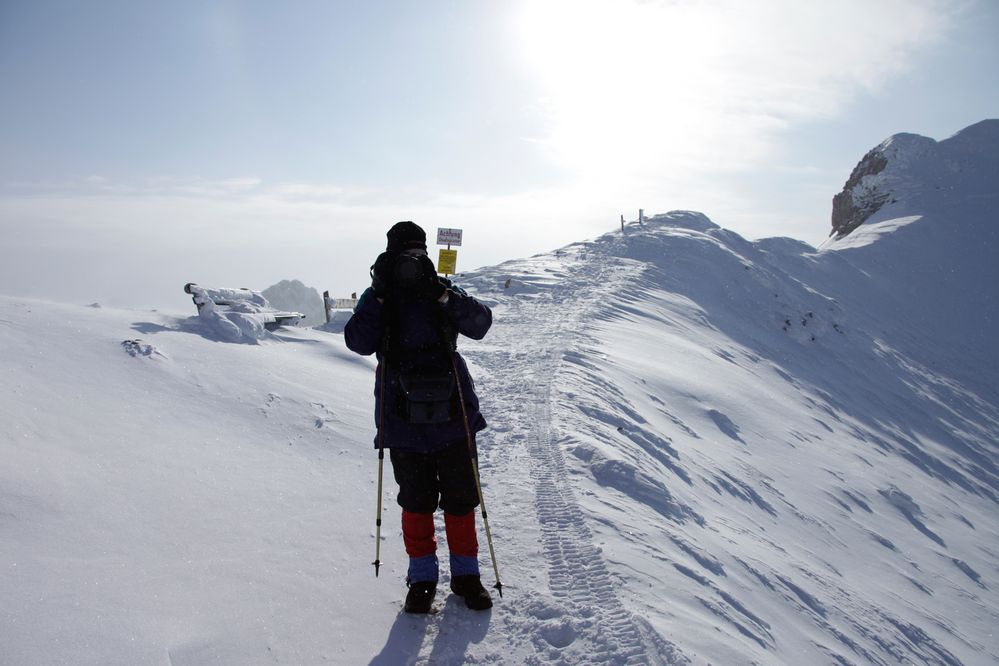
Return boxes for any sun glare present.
[515,0,728,187]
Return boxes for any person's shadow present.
[426,595,491,665]
[369,595,491,665]
[368,612,428,666]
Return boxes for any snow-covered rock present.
[821,120,999,394]
[830,119,999,239]
[261,279,326,326]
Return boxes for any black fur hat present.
[386,221,427,254]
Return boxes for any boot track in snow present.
[472,247,687,665]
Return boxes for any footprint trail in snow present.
[464,245,688,665]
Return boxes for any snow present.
[262,280,327,327]
[824,215,924,250]
[184,284,303,343]
[2,122,998,664]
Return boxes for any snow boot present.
[450,575,493,610]
[404,580,437,614]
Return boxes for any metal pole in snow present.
[451,353,503,597]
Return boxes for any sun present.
[513,0,723,185]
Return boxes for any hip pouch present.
[398,371,457,424]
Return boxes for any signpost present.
[438,249,458,275]
[437,228,463,246]
[436,227,463,276]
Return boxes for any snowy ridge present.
[459,205,998,664]
[821,121,999,397]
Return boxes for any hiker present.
[344,221,494,613]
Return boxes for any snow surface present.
[2,126,998,664]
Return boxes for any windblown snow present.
[2,122,997,665]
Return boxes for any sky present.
[1,0,997,310]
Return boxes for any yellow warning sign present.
[438,249,458,275]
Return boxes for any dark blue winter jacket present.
[344,280,492,452]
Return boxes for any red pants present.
[402,510,478,558]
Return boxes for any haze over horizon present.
[1,0,997,309]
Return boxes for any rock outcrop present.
[830,148,890,238]
[829,120,999,240]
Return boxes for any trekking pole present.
[451,353,504,597]
[373,360,387,577]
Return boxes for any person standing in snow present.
[344,221,494,613]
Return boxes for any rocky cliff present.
[829,119,998,239]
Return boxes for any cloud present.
[514,0,958,191]
[1,175,265,199]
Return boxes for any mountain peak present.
[829,119,998,239]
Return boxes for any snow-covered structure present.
[184,282,305,342]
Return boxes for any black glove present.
[415,255,447,301]
[370,251,395,298]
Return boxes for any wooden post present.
[323,290,331,323]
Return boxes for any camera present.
[393,254,428,289]
[371,251,441,299]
